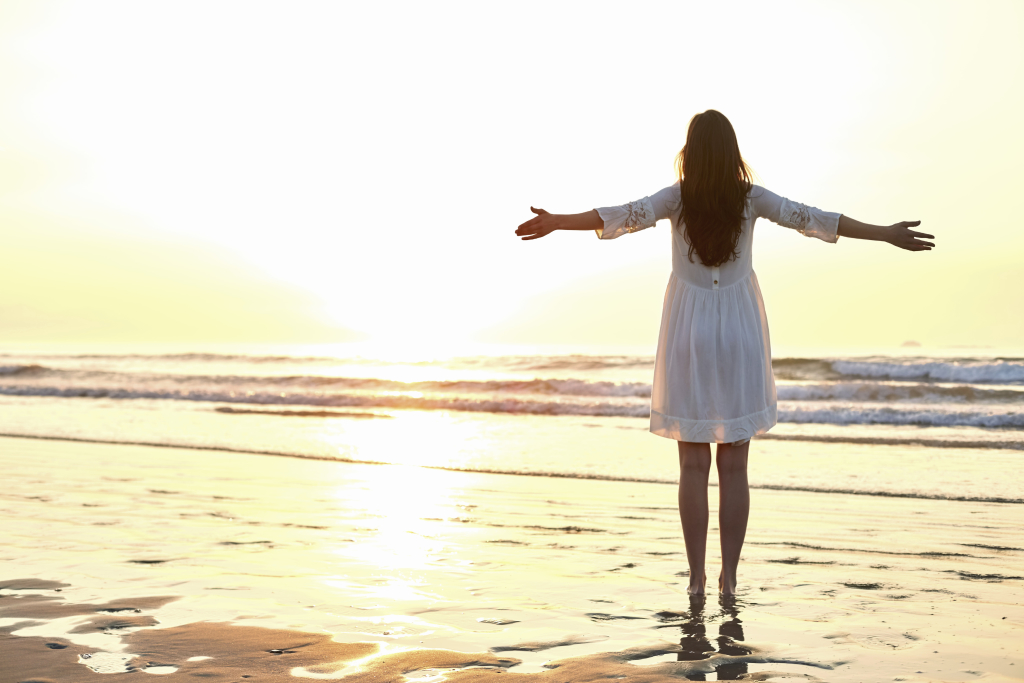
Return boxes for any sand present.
[1,435,1022,682]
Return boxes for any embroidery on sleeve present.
[779,200,812,234]
[624,198,655,233]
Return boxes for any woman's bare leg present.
[677,441,712,595]
[715,441,750,595]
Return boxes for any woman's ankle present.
[687,572,707,595]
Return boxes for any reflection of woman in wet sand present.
[675,596,750,678]
[516,110,934,595]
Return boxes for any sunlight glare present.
[333,463,468,572]
[8,1,1024,346]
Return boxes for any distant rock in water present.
[901,340,922,347]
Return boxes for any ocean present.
[1,343,1022,503]
[3,343,1023,681]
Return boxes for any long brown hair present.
[675,110,753,267]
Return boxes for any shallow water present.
[3,343,1022,680]
[1,395,1022,503]
[2,344,1023,504]
[2,437,1021,682]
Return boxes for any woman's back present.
[514,107,932,595]
[598,182,842,291]
[591,181,844,442]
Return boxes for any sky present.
[1,0,1022,350]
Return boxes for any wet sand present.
[1,435,1022,682]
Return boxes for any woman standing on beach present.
[515,110,934,595]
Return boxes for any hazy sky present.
[2,0,1022,349]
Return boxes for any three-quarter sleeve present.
[749,185,841,243]
[594,183,681,240]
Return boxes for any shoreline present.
[2,436,1022,681]
[1,431,1022,505]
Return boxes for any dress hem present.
[649,405,777,443]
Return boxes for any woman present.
[515,110,934,595]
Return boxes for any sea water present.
[0,343,1021,502]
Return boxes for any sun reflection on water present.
[320,410,492,471]
[333,462,470,574]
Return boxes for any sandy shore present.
[1,435,1022,682]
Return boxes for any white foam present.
[779,405,1024,429]
[832,359,1024,384]
[776,382,1022,404]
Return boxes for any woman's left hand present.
[885,221,935,251]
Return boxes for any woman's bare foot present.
[687,573,708,596]
[719,570,738,595]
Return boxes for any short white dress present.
[595,183,840,443]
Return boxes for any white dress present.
[595,183,840,443]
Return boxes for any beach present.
[4,0,1023,678]
[3,434,1022,682]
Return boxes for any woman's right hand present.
[516,208,603,240]
[516,207,558,241]
[885,221,935,251]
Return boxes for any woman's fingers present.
[515,219,536,234]
[516,215,545,234]
[890,221,934,251]
[516,208,551,236]
[517,207,558,238]
[520,225,554,240]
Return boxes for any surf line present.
[2,432,1021,505]
[756,433,1024,451]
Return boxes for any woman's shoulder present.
[649,181,682,206]
[746,184,784,209]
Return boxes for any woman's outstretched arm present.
[515,207,602,241]
[837,216,934,251]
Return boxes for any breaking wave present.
[774,357,1024,384]
[0,364,46,377]
[2,383,1023,428]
